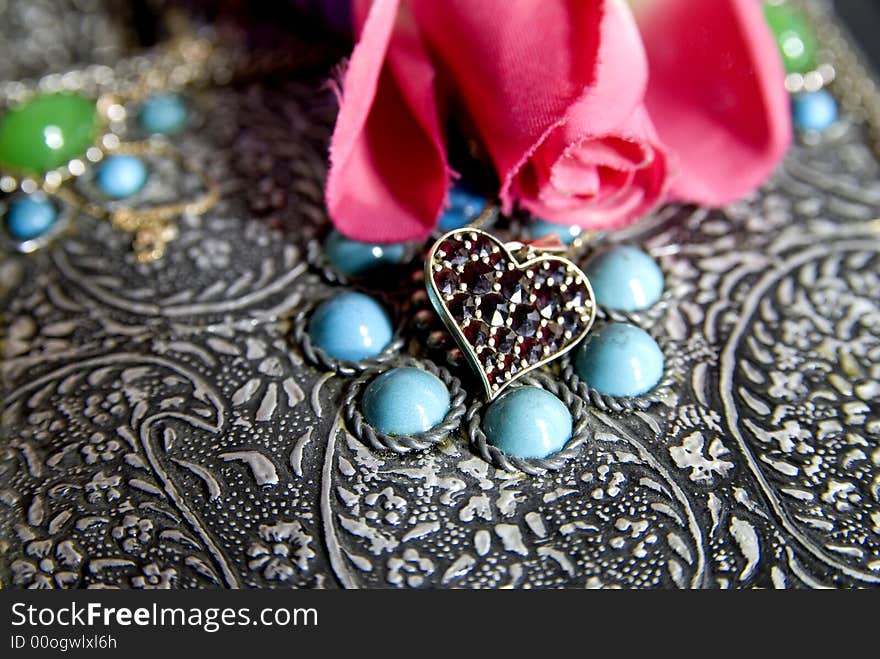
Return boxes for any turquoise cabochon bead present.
[583,245,664,312]
[96,155,148,199]
[528,219,583,245]
[140,93,188,135]
[482,386,572,459]
[324,229,406,276]
[792,89,838,132]
[362,367,451,435]
[574,322,664,397]
[307,291,393,361]
[438,185,486,231]
[5,195,57,240]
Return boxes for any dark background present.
[836,0,880,70]
[149,1,880,72]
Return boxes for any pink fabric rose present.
[326,0,790,242]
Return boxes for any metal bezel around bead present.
[584,241,680,329]
[291,291,406,376]
[465,371,593,476]
[561,323,677,413]
[343,357,467,454]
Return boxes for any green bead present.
[764,2,817,74]
[0,93,98,176]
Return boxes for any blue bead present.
[529,219,583,245]
[575,323,664,397]
[140,93,187,135]
[792,90,838,132]
[482,386,572,459]
[324,230,406,275]
[438,185,486,231]
[5,195,57,240]
[96,155,148,199]
[362,367,450,435]
[584,245,664,312]
[307,291,393,361]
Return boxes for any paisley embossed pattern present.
[2,0,880,589]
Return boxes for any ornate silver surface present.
[1,1,879,589]
[0,0,133,82]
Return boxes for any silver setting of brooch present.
[426,228,596,400]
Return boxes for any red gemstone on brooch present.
[426,229,596,399]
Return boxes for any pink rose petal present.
[326,0,449,242]
[638,0,791,205]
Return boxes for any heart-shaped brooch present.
[426,229,596,399]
